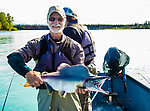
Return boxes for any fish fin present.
[44,83,53,95]
[58,91,67,98]
[59,64,89,79]
[23,82,30,87]
[42,71,48,75]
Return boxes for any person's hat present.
[47,5,66,18]
[63,7,77,18]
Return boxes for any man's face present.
[47,12,66,34]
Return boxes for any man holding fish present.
[7,5,86,111]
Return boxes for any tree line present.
[14,24,49,30]
[14,21,150,30]
[86,21,150,30]
[0,12,17,31]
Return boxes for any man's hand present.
[25,71,44,87]
[76,88,86,94]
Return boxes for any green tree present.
[0,12,17,31]
[0,12,9,30]
[0,21,2,29]
[7,13,14,28]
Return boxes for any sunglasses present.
[49,17,63,22]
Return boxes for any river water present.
[0,30,150,111]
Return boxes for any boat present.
[91,47,150,111]
[91,73,150,111]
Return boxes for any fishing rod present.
[138,73,150,84]
[2,72,15,111]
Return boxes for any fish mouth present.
[92,77,109,95]
[86,76,109,95]
[94,85,109,95]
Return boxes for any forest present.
[0,12,17,31]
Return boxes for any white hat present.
[47,5,66,18]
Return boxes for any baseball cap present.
[63,7,77,18]
[47,5,66,18]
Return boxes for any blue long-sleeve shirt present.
[7,53,32,77]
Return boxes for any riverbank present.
[0,30,18,32]
[0,30,8,32]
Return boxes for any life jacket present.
[67,24,96,64]
[34,34,74,73]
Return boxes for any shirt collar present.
[48,33,66,44]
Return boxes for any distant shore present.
[1,22,150,32]
[13,22,150,30]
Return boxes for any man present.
[63,7,96,111]
[63,7,96,71]
[7,5,85,111]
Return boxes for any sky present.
[0,0,150,25]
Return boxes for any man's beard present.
[48,21,65,33]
